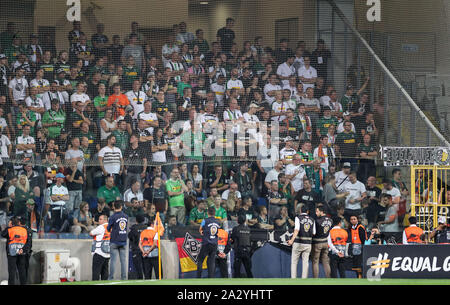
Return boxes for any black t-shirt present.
[216,27,235,52]
[90,206,111,223]
[124,144,147,174]
[294,189,321,216]
[207,172,229,193]
[366,186,382,206]
[143,186,167,213]
[65,168,83,191]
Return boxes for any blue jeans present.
[109,243,127,280]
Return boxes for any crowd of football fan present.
[0,18,412,239]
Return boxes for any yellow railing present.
[410,165,450,233]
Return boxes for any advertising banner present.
[363,245,450,279]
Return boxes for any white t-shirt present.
[42,91,65,110]
[226,78,243,92]
[277,62,296,87]
[264,83,281,105]
[137,111,158,134]
[335,170,350,191]
[123,189,144,203]
[98,146,123,174]
[337,121,356,134]
[342,180,366,210]
[70,92,91,106]
[0,135,11,161]
[25,96,45,120]
[8,77,29,101]
[126,91,147,119]
[221,189,242,201]
[49,184,69,206]
[382,187,401,200]
[223,108,243,134]
[243,112,259,134]
[285,163,306,192]
[210,83,226,106]
[271,101,289,121]
[297,66,317,91]
[280,147,297,163]
[265,168,282,184]
[15,135,35,156]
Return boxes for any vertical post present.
[411,166,415,216]
[411,106,416,147]
[397,89,402,145]
[344,23,348,88]
[370,32,375,110]
[357,41,361,89]
[331,8,335,85]
[384,35,390,146]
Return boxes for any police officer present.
[196,207,221,278]
[312,206,332,278]
[429,216,450,244]
[288,204,315,278]
[128,214,148,279]
[107,200,129,280]
[89,214,110,281]
[1,217,29,285]
[227,214,253,278]
[216,227,230,278]
[328,216,349,278]
[403,216,424,244]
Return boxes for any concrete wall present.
[0,239,179,283]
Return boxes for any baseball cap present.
[147,71,155,78]
[284,136,294,142]
[249,103,259,109]
[323,106,331,111]
[438,216,447,224]
[26,198,35,205]
[56,68,66,74]
[343,162,351,168]
[343,111,350,116]
[0,54,6,60]
[51,80,60,86]
[55,173,65,179]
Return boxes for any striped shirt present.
[98,146,122,174]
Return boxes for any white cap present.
[438,215,447,224]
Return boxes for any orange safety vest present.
[140,227,157,248]
[8,226,28,256]
[330,227,348,246]
[350,224,366,244]
[218,229,228,246]
[405,226,424,244]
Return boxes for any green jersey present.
[112,130,129,154]
[166,179,184,207]
[189,207,208,224]
[16,111,37,136]
[42,109,66,138]
[316,116,338,136]
[177,81,192,97]
[97,185,121,204]
[214,206,227,221]
[122,65,140,87]
[93,95,108,119]
[180,130,205,160]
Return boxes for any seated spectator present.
[71,201,94,235]
[97,176,121,208]
[123,179,144,208]
[238,196,258,227]
[257,205,274,230]
[212,195,227,223]
[124,197,145,218]
[90,197,111,226]
[188,199,208,228]
[206,188,219,207]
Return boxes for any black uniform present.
[128,222,148,279]
[295,214,315,244]
[227,223,253,278]
[1,225,29,285]
[313,216,332,244]
[434,226,450,244]
[197,217,221,278]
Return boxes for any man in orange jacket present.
[403,216,425,244]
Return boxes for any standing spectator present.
[143,177,168,224]
[217,18,236,53]
[297,56,317,92]
[335,121,358,170]
[294,178,321,217]
[266,180,287,219]
[13,175,34,218]
[123,133,147,190]
[47,173,70,232]
[276,53,296,88]
[65,159,83,212]
[91,23,109,58]
[121,34,145,73]
[357,134,377,183]
[341,171,366,220]
[107,200,129,280]
[89,214,110,281]
[90,198,110,226]
[365,176,382,228]
[98,134,124,187]
[377,194,400,238]
[274,38,293,65]
[166,167,188,225]
[288,205,315,279]
[285,154,306,194]
[311,39,331,82]
[8,67,29,113]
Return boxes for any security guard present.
[216,228,230,278]
[89,214,111,281]
[429,216,450,244]
[328,216,349,278]
[312,206,332,278]
[347,215,367,269]
[403,216,425,244]
[1,217,29,285]
[227,214,253,278]
[19,216,33,282]
[288,204,315,278]
[128,214,148,279]
[196,207,221,278]
[139,217,160,280]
